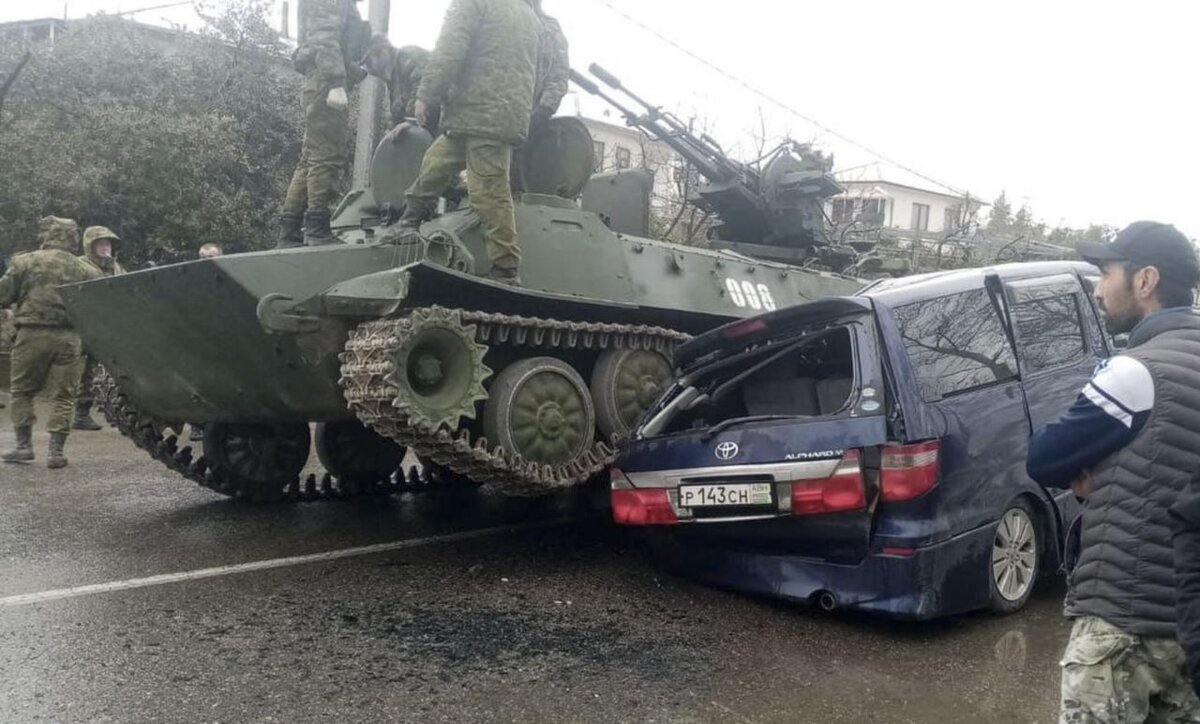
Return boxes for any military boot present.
[397,200,432,231]
[47,432,69,469]
[276,211,304,249]
[73,401,103,431]
[487,265,522,287]
[303,210,338,246]
[2,426,34,463]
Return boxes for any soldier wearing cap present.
[360,35,434,132]
[72,226,125,431]
[0,216,102,468]
[1026,222,1200,721]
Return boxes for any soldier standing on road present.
[397,0,543,287]
[0,216,102,468]
[278,0,371,249]
[1026,222,1200,723]
[360,35,433,132]
[72,226,125,432]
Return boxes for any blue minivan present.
[611,262,1110,619]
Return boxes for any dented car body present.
[612,261,1110,619]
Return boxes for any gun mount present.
[571,64,850,268]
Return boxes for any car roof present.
[860,260,1098,307]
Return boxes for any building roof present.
[834,161,985,205]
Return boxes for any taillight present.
[880,440,940,502]
[791,450,866,516]
[610,467,678,526]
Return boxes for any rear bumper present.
[645,521,995,620]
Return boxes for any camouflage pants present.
[1060,616,1200,723]
[9,327,84,436]
[406,133,520,270]
[282,74,349,214]
[76,354,98,409]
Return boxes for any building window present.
[894,288,1018,401]
[831,198,887,226]
[615,146,631,170]
[944,205,961,233]
[592,141,606,172]
[911,203,930,232]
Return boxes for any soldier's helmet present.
[83,226,121,254]
[38,216,80,253]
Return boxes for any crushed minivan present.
[611,262,1111,619]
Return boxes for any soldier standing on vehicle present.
[360,35,432,131]
[1026,222,1200,722]
[278,0,371,249]
[72,226,125,431]
[397,0,543,287]
[0,216,102,468]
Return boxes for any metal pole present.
[352,0,390,188]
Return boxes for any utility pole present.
[352,0,390,188]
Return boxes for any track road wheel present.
[315,420,406,488]
[484,357,595,469]
[988,499,1040,614]
[387,308,491,431]
[590,348,674,440]
[203,423,311,503]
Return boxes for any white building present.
[827,162,985,236]
[578,117,679,210]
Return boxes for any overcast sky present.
[7,0,1199,236]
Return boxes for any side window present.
[1011,295,1088,374]
[894,288,1018,402]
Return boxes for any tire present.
[590,348,673,440]
[314,420,406,484]
[483,356,595,468]
[988,498,1041,615]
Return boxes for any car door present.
[1004,273,1101,569]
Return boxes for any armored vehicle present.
[61,65,861,503]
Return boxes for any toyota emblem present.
[714,441,739,460]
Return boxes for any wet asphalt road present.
[0,419,1070,723]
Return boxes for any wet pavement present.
[0,420,1069,723]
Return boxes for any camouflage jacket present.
[386,46,430,124]
[294,0,371,89]
[534,15,569,117]
[0,217,101,328]
[418,0,542,144]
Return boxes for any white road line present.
[0,518,570,608]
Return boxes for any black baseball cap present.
[1078,221,1200,286]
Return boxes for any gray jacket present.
[1066,311,1200,637]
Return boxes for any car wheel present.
[988,499,1040,614]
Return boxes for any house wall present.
[829,181,968,234]
[579,118,677,210]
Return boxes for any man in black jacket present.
[1027,222,1200,722]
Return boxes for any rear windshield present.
[645,325,860,437]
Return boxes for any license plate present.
[678,482,773,508]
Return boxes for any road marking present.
[0,518,570,608]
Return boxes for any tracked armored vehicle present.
[61,65,861,503]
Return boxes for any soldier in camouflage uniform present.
[398,0,543,287]
[278,0,371,249]
[361,35,433,130]
[72,226,125,431]
[0,217,102,469]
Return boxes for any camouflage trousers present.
[1060,615,1200,723]
[406,133,520,270]
[9,327,84,436]
[76,354,98,409]
[282,73,349,215]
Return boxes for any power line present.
[582,0,968,197]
